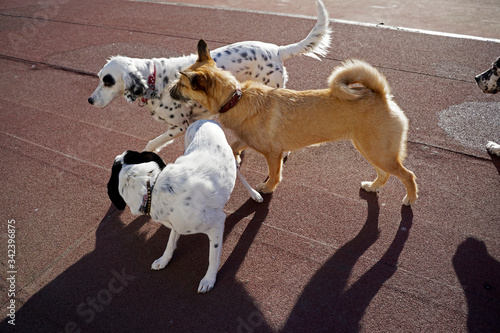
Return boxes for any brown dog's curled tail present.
[328,59,391,101]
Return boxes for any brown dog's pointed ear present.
[182,71,207,92]
[197,39,213,63]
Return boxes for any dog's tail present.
[328,59,391,101]
[278,0,331,61]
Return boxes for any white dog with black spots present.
[107,120,261,293]
[89,0,331,153]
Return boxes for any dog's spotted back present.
[89,0,331,153]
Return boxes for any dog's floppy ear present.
[196,39,214,63]
[107,159,127,210]
[123,151,167,170]
[181,71,208,92]
[123,72,147,102]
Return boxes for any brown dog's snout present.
[170,85,189,103]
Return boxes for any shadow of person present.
[0,198,275,333]
[282,191,413,333]
[452,237,500,332]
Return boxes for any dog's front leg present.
[198,223,224,293]
[151,229,180,270]
[256,152,283,194]
[230,139,249,164]
[144,125,187,153]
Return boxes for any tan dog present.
[170,40,418,205]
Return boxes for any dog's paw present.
[197,275,216,293]
[151,257,170,270]
[256,182,275,194]
[361,181,381,194]
[402,194,418,206]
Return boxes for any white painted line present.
[129,0,500,43]
[4,132,108,171]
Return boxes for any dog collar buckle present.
[219,87,242,114]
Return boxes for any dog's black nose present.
[88,97,94,105]
[474,76,480,83]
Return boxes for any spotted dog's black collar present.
[139,172,159,216]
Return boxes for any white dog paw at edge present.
[250,190,264,203]
[486,141,500,156]
[151,258,170,270]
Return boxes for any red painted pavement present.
[0,0,499,332]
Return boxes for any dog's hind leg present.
[199,221,225,293]
[353,140,389,194]
[151,230,181,270]
[236,162,264,203]
[353,140,418,205]
[360,166,390,194]
[395,165,418,206]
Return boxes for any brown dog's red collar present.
[219,87,242,113]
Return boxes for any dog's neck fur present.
[120,163,161,215]
[133,58,154,78]
[204,70,244,113]
[208,72,270,127]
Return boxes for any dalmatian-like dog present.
[475,56,500,156]
[88,0,331,153]
[107,120,262,293]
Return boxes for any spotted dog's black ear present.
[107,151,166,210]
[107,159,127,210]
[123,72,148,102]
[123,150,167,170]
[102,74,116,87]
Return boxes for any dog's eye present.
[103,74,115,87]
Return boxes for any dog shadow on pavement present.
[1,196,275,333]
[282,190,413,332]
[452,237,500,331]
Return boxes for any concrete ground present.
[0,0,499,332]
